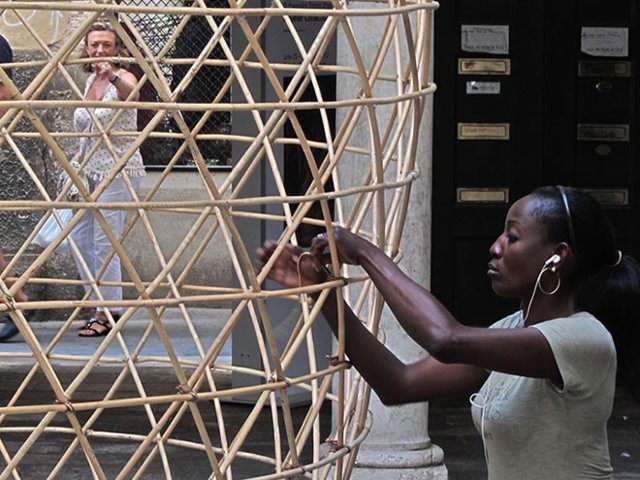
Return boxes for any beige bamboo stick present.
[0,316,109,479]
[0,423,307,467]
[0,440,19,480]
[0,172,419,210]
[207,9,301,244]
[0,410,372,480]
[0,364,347,417]
[0,2,435,18]
[1,86,431,113]
[110,201,233,475]
[233,3,359,468]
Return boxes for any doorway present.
[431,0,639,390]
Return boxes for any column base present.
[349,444,448,480]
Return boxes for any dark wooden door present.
[431,0,639,327]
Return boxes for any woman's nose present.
[489,238,502,258]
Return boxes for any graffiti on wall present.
[2,8,69,48]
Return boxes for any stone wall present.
[123,171,234,308]
[1,49,233,320]
[0,49,86,321]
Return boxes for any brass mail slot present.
[458,123,510,140]
[585,189,628,206]
[457,188,509,203]
[458,58,511,75]
[577,124,629,142]
[578,61,631,77]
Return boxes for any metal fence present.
[127,0,231,168]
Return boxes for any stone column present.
[347,98,447,480]
[336,4,447,478]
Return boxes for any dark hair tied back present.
[532,185,640,390]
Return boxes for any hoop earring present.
[611,250,623,268]
[538,266,561,295]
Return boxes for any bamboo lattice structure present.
[0,0,437,478]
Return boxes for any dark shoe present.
[0,311,35,342]
[0,317,19,342]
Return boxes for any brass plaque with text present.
[585,189,628,206]
[457,188,509,203]
[577,124,629,142]
[458,58,511,75]
[578,61,631,77]
[458,123,510,140]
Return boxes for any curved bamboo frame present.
[0,1,436,478]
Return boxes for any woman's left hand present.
[310,226,371,267]
[92,61,113,77]
[255,241,328,289]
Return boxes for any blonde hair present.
[81,21,129,72]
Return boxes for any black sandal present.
[77,311,120,330]
[78,317,112,337]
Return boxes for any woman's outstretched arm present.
[309,228,559,380]
[255,240,487,404]
[310,228,461,361]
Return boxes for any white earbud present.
[544,254,561,267]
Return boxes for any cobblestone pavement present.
[1,309,639,479]
[0,309,331,479]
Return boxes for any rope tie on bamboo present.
[55,399,76,413]
[326,354,352,369]
[321,264,349,286]
[268,375,291,387]
[0,283,16,312]
[176,385,199,402]
[326,438,349,453]
[284,463,306,474]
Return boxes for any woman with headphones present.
[255,185,640,479]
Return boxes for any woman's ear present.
[545,254,561,267]
[553,242,573,267]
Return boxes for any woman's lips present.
[487,262,499,277]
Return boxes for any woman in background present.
[72,21,145,337]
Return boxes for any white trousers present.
[71,176,140,312]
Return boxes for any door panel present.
[433,0,546,325]
[432,0,639,329]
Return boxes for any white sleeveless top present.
[73,71,146,182]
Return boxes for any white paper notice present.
[466,81,501,95]
[461,25,509,54]
[581,27,628,57]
